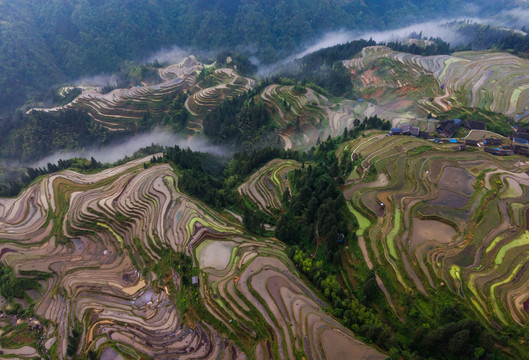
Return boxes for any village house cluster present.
[388,118,529,157]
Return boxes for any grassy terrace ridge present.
[0,154,384,360]
[345,132,529,349]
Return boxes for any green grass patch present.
[347,202,371,236]
[494,230,529,265]
[386,210,401,260]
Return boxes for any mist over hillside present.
[0,0,523,116]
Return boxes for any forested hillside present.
[0,0,515,115]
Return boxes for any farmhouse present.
[514,137,529,145]
[465,139,480,146]
[483,147,513,156]
[400,124,420,136]
[437,119,460,138]
[484,138,503,146]
[512,128,529,144]
[514,145,529,157]
[516,126,528,134]
[389,124,419,136]
[419,131,430,139]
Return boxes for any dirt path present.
[358,236,373,269]
[433,85,452,111]
[375,273,402,320]
[184,96,199,116]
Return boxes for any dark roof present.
[419,131,430,139]
[514,137,529,144]
[440,123,458,137]
[484,147,513,156]
[514,133,529,141]
[484,138,503,145]
[465,139,479,146]
[401,124,412,133]
[514,145,529,156]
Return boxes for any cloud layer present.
[31,128,229,168]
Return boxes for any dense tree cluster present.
[274,39,376,97]
[227,147,307,179]
[0,110,129,162]
[163,146,228,207]
[384,37,451,56]
[0,266,41,302]
[162,145,307,209]
[451,22,529,55]
[412,317,497,359]
[215,51,257,76]
[275,134,358,251]
[203,85,276,149]
[291,248,393,350]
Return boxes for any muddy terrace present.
[0,155,383,359]
[345,133,529,326]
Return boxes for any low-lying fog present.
[257,7,529,76]
[30,128,229,168]
[256,18,476,76]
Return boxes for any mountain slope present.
[0,154,385,359]
[343,46,529,123]
[0,0,518,115]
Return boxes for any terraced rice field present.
[28,57,204,130]
[238,159,302,215]
[185,68,255,118]
[0,156,383,359]
[345,46,529,122]
[345,133,529,325]
[260,84,387,149]
[343,46,444,122]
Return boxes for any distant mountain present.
[0,0,520,115]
